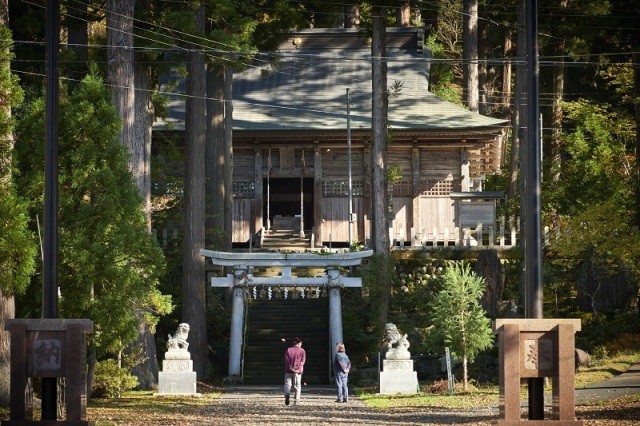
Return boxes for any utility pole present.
[43,0,60,419]
[525,0,544,419]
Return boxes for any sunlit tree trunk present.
[182,4,208,378]
[0,289,13,406]
[107,0,135,168]
[463,0,478,112]
[371,4,390,328]
[550,0,567,184]
[224,66,233,250]
[343,3,360,28]
[206,63,225,248]
[0,2,14,405]
[502,30,513,109]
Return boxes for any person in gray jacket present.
[334,343,351,403]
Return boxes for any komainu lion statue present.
[167,323,190,351]
[383,323,411,360]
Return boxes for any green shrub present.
[92,359,139,399]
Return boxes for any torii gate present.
[200,249,373,378]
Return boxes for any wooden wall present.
[231,145,466,246]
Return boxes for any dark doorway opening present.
[264,178,314,230]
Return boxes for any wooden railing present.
[156,217,529,252]
[392,216,520,249]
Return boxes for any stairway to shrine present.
[260,215,312,251]
[260,228,312,251]
[243,297,330,385]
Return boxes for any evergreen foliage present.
[13,71,172,357]
[92,358,139,399]
[427,262,494,390]
[0,25,35,297]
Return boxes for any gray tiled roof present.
[156,28,508,134]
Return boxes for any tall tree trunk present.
[66,0,88,90]
[514,0,527,315]
[371,5,389,256]
[550,0,567,184]
[127,58,159,389]
[107,0,136,169]
[133,53,153,229]
[0,290,14,406]
[371,4,390,328]
[396,1,410,27]
[206,63,225,248]
[463,0,479,113]
[502,30,513,109]
[343,3,360,28]
[86,344,96,401]
[635,50,640,231]
[0,3,14,405]
[508,0,526,205]
[182,4,208,379]
[223,66,233,251]
[478,20,488,115]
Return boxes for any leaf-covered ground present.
[3,382,639,425]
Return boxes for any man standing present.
[284,336,306,405]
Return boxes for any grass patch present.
[356,348,640,410]
[356,383,499,409]
[574,351,639,388]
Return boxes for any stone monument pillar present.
[157,323,198,396]
[379,323,418,394]
[493,318,583,425]
[3,318,94,425]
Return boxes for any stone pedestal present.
[2,318,94,425]
[379,359,418,395]
[157,350,198,396]
[493,319,583,425]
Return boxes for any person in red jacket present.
[284,336,306,405]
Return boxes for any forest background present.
[0,0,639,403]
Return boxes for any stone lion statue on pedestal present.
[383,323,411,360]
[167,323,190,351]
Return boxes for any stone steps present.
[243,298,330,385]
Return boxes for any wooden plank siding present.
[230,145,477,246]
[232,199,254,243]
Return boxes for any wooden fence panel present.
[233,199,254,243]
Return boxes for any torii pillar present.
[201,250,373,380]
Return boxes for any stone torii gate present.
[200,249,373,379]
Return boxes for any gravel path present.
[209,385,498,425]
